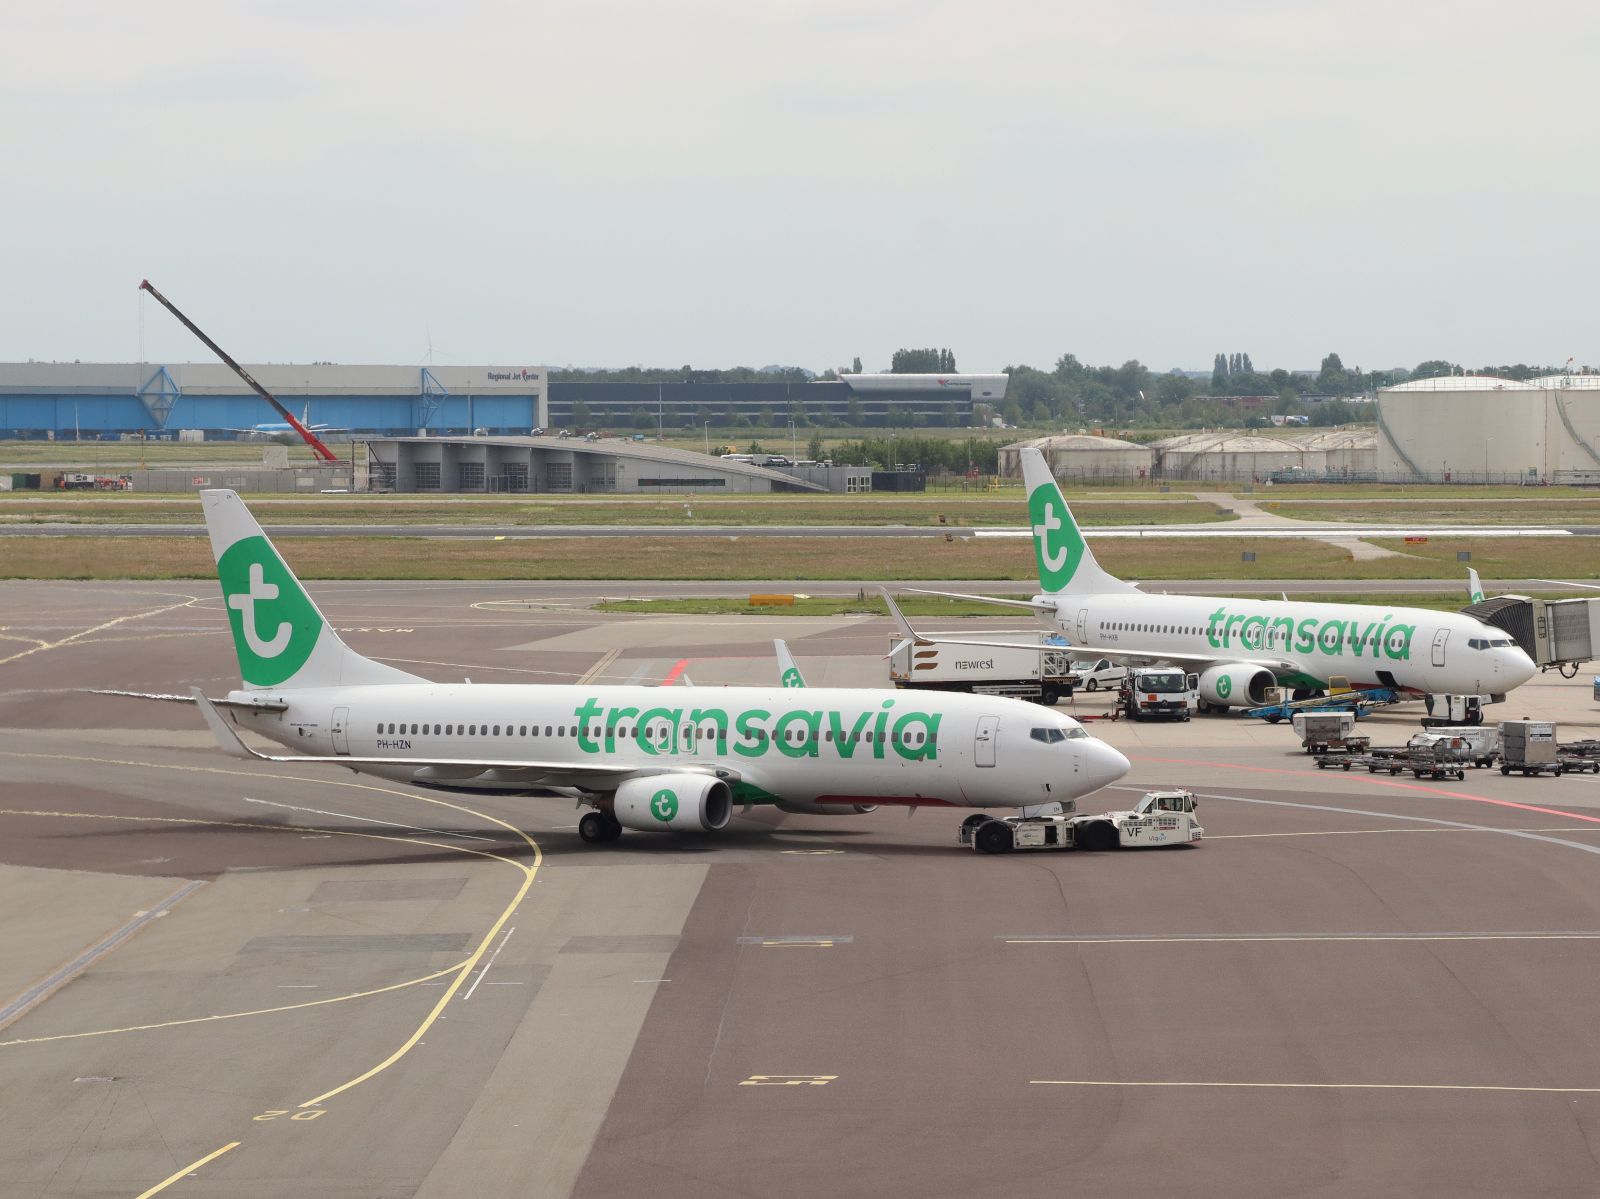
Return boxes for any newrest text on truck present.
[889,633,1075,705]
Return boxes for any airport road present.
[2,521,1599,539]
[2,579,1600,1196]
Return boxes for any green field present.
[1260,499,1600,523]
[1,533,1591,583]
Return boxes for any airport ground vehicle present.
[1293,710,1370,754]
[1500,720,1563,777]
[1317,741,1471,778]
[1422,694,1487,727]
[889,632,1076,705]
[1409,726,1500,767]
[960,789,1202,853]
[1247,678,1400,724]
[1068,657,1127,692]
[1120,669,1196,721]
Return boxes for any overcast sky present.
[5,1,1596,374]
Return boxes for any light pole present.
[787,418,796,462]
[704,420,710,455]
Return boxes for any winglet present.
[775,639,806,688]
[880,588,930,659]
[190,686,263,760]
[1467,567,1485,605]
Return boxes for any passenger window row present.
[372,722,934,746]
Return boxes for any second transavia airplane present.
[910,447,1537,711]
[185,489,1130,845]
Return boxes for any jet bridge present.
[1463,595,1600,677]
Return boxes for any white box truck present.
[888,633,1075,705]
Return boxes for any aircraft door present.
[1076,609,1089,642]
[1431,629,1449,668]
[331,706,350,755]
[975,715,999,768]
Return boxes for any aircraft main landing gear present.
[579,809,623,843]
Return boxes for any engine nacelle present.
[614,774,733,833]
[775,800,878,816]
[1198,662,1276,707]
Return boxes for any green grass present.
[2,532,1592,583]
[1260,499,1600,523]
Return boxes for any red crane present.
[138,280,340,463]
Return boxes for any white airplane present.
[903,447,1537,712]
[185,490,1130,844]
[229,402,345,439]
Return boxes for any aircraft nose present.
[1502,646,1537,688]
[1084,739,1131,792]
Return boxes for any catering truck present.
[889,632,1076,705]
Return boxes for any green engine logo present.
[1216,675,1233,699]
[650,788,679,822]
[216,536,321,686]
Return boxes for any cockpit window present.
[1031,726,1089,743]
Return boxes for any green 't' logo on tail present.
[1028,484,1085,593]
[217,535,322,686]
[780,667,804,688]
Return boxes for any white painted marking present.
[1030,1079,1600,1095]
[461,926,515,1001]
[242,796,495,843]
[1007,932,1600,945]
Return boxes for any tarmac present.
[3,578,1600,1197]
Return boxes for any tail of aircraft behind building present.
[202,489,420,691]
[1019,447,1138,597]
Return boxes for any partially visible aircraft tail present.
[202,489,422,690]
[1467,567,1485,605]
[1019,447,1138,596]
[774,639,806,688]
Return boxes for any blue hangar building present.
[0,362,548,438]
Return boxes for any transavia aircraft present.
[906,447,1537,712]
[177,490,1129,844]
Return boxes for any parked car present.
[1069,657,1127,692]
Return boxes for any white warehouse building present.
[998,434,1154,482]
[1376,375,1600,483]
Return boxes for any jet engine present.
[1197,662,1276,707]
[613,774,733,833]
[775,800,878,816]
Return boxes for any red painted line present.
[660,658,690,685]
[1130,754,1600,826]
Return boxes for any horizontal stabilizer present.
[94,688,288,712]
[901,587,1060,612]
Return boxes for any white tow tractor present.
[959,789,1203,854]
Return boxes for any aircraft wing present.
[191,689,741,789]
[901,587,1060,613]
